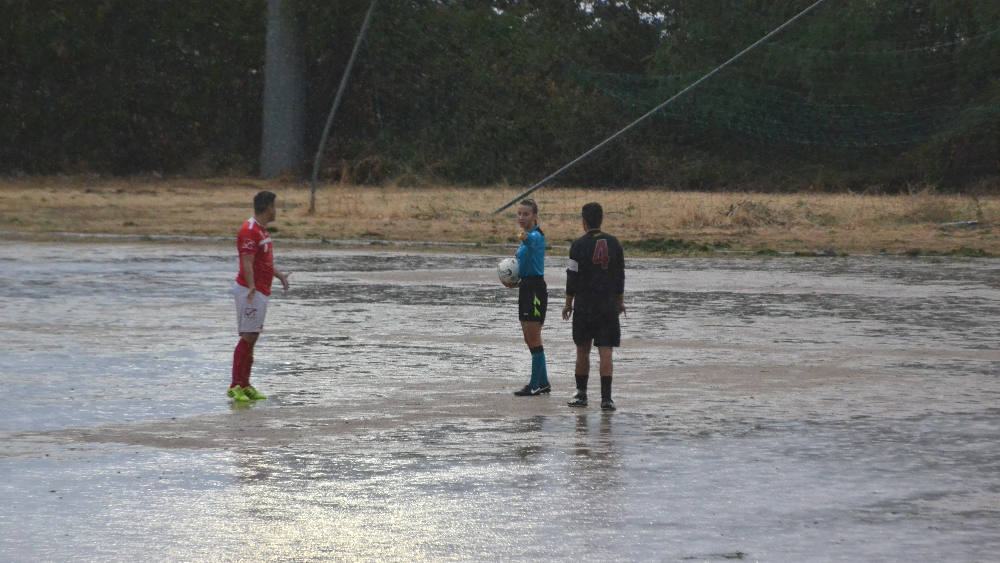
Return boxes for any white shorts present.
[233,283,269,334]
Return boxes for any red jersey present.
[235,217,275,296]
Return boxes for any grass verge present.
[1,176,997,257]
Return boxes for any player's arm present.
[563,244,580,320]
[615,238,626,317]
[275,270,291,291]
[240,253,257,300]
[563,292,575,320]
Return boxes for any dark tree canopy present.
[2,0,998,192]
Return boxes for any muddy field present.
[1,240,999,561]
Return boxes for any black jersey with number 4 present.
[566,229,625,312]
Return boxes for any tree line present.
[2,0,997,192]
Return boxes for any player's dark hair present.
[582,202,603,229]
[254,191,276,214]
[519,199,538,215]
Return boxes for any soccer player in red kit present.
[229,191,291,402]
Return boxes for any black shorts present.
[518,276,548,324]
[572,303,621,347]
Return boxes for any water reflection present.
[570,413,623,495]
[1,242,999,561]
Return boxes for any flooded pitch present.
[1,240,999,561]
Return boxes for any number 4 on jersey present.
[592,238,610,270]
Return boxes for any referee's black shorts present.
[572,302,621,348]
[518,276,547,324]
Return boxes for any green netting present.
[3,0,996,189]
[573,26,1000,149]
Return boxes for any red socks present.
[231,339,254,388]
[241,346,254,388]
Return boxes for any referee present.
[509,199,551,396]
[562,202,625,410]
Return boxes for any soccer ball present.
[497,257,519,286]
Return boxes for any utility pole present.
[260,0,306,177]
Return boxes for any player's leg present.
[229,331,258,402]
[230,287,251,401]
[598,346,615,410]
[515,321,550,395]
[575,341,591,377]
[594,310,621,411]
[568,340,591,407]
[239,331,271,400]
[238,331,258,386]
[230,334,251,402]
[231,285,267,401]
[514,279,549,396]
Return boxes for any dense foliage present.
[2,0,998,191]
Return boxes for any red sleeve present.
[237,224,258,256]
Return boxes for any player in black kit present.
[561,202,626,410]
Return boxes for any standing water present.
[1,241,998,561]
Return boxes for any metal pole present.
[309,0,378,213]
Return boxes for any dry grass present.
[2,175,998,256]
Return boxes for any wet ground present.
[1,240,999,562]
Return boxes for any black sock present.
[575,374,588,394]
[601,376,612,400]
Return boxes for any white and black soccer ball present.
[497,257,520,286]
